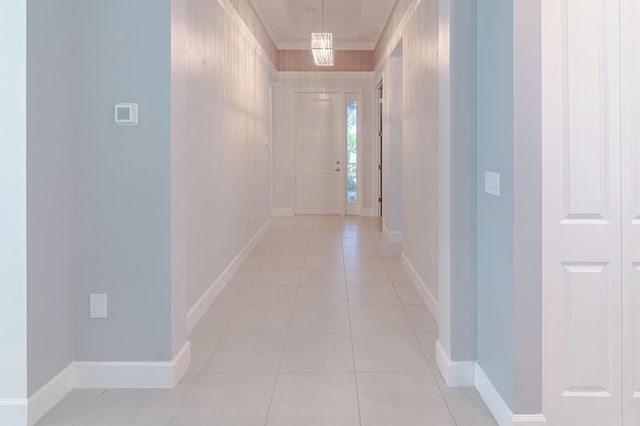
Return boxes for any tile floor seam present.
[343,238,364,426]
[262,235,307,426]
[425,359,462,426]
[69,389,106,426]
[414,328,464,426]
[401,303,425,334]
[163,376,200,426]
[169,303,241,425]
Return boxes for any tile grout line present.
[168,295,243,424]
[343,217,365,426]
[69,389,106,426]
[262,222,310,426]
[423,352,462,426]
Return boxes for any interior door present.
[542,0,623,424]
[295,92,344,215]
[621,0,640,422]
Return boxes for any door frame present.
[376,79,384,218]
[293,90,347,216]
[621,0,640,422]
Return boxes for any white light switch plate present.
[485,171,501,197]
[90,293,108,319]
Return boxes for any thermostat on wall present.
[114,103,138,125]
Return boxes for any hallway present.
[37,216,494,426]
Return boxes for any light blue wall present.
[476,0,515,410]
[0,0,28,405]
[449,0,478,362]
[27,0,75,394]
[74,0,174,361]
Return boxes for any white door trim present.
[621,0,640,422]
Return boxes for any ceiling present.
[249,0,396,50]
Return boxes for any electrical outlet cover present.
[90,293,108,318]
[484,171,501,197]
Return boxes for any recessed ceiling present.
[250,0,396,50]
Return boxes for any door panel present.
[622,0,640,422]
[295,92,343,214]
[562,263,613,395]
[542,0,622,424]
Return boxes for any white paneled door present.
[295,92,344,214]
[543,0,640,424]
[621,0,640,423]
[542,0,623,424]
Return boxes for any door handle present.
[334,168,341,172]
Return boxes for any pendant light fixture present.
[311,0,334,66]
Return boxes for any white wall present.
[402,0,441,301]
[171,0,190,358]
[382,55,404,236]
[375,0,441,304]
[0,1,28,422]
[27,0,75,395]
[512,0,542,414]
[171,0,273,311]
[272,73,376,215]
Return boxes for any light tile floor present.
[38,215,496,426]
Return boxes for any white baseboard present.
[74,341,191,390]
[187,220,271,334]
[401,252,439,322]
[0,399,27,426]
[475,364,513,426]
[271,208,295,217]
[474,365,547,425]
[512,414,548,425]
[360,208,375,217]
[382,224,403,242]
[171,341,192,387]
[435,340,475,387]
[22,342,191,423]
[27,363,74,425]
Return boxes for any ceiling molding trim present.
[373,0,423,72]
[274,71,375,81]
[277,41,376,51]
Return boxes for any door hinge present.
[379,197,383,203]
[378,164,383,171]
[378,131,383,138]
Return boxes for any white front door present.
[621,0,640,422]
[295,92,344,215]
[542,0,623,424]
